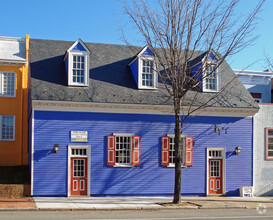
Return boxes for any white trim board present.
[31,111,34,196]
[67,145,91,197]
[33,100,258,117]
[206,147,226,195]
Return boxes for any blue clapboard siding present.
[71,42,86,51]
[33,110,252,196]
[129,58,139,87]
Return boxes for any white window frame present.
[67,145,91,197]
[68,51,89,86]
[138,57,157,89]
[0,72,16,97]
[203,62,219,92]
[167,134,186,167]
[0,115,15,141]
[113,133,134,167]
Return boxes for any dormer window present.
[64,39,90,86]
[129,46,157,90]
[203,64,219,92]
[72,55,85,84]
[141,58,155,87]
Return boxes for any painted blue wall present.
[33,110,252,196]
[71,42,86,52]
[142,47,153,56]
[129,58,139,87]
[246,84,271,103]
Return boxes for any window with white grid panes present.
[0,72,15,97]
[209,150,222,158]
[71,148,87,156]
[210,160,220,177]
[142,59,154,87]
[267,128,273,159]
[115,134,132,165]
[73,159,85,177]
[72,55,85,84]
[204,64,218,92]
[169,135,185,165]
[1,115,14,140]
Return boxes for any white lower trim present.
[67,145,91,197]
[31,111,34,196]
[32,100,257,117]
[206,147,226,195]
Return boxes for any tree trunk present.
[173,98,182,204]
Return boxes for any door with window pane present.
[208,159,223,194]
[70,157,87,195]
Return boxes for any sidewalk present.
[0,196,272,211]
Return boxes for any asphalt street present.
[0,209,273,220]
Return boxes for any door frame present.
[206,147,226,195]
[68,145,91,197]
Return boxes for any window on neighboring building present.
[0,115,15,141]
[72,55,85,84]
[203,64,218,92]
[0,72,15,97]
[250,93,262,103]
[266,128,273,160]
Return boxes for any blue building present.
[29,39,258,197]
[234,69,273,103]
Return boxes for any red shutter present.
[107,135,115,166]
[132,136,141,166]
[161,136,170,166]
[185,136,193,166]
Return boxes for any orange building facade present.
[0,35,29,166]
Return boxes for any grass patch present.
[0,166,30,184]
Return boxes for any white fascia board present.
[32,100,258,117]
[128,45,148,66]
[0,59,27,64]
[0,36,25,41]
[67,39,90,54]
[233,70,273,78]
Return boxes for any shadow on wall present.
[34,149,54,161]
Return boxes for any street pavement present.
[0,196,273,211]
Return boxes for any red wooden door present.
[71,157,87,196]
[208,159,223,194]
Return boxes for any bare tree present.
[265,53,273,71]
[121,0,264,203]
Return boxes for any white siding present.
[254,104,273,196]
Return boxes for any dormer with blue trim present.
[63,39,90,86]
[128,46,157,89]
[189,51,219,92]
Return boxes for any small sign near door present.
[71,131,88,142]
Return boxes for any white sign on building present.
[71,131,88,142]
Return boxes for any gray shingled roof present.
[30,38,258,109]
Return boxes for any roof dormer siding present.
[130,58,139,88]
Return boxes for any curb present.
[0,205,254,211]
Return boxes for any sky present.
[2,0,272,71]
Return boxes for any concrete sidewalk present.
[33,196,273,210]
[0,196,273,211]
